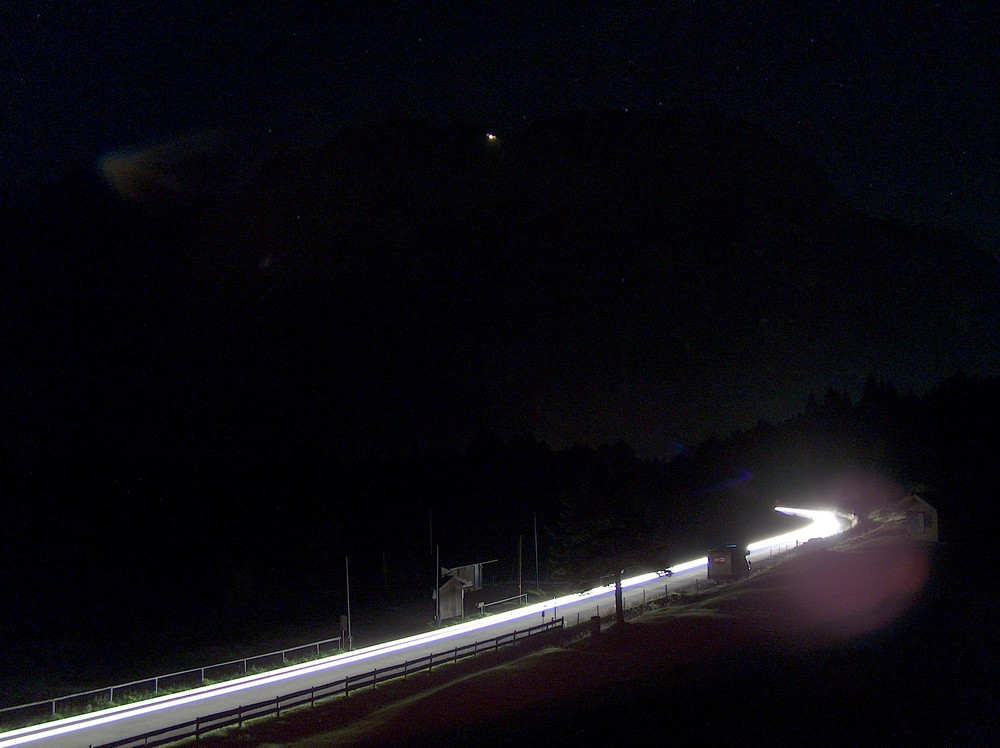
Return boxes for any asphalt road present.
[0,508,842,748]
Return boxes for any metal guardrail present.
[4,541,806,737]
[479,592,528,612]
[0,636,343,728]
[91,618,565,748]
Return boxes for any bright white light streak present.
[0,506,845,747]
[664,557,709,574]
[747,506,843,551]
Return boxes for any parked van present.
[706,544,751,580]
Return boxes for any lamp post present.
[518,534,523,602]
[534,512,539,590]
[345,556,352,651]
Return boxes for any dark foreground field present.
[180,520,996,747]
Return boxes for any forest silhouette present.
[3,112,997,708]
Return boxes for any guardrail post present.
[6,621,606,741]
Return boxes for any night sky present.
[3,1,998,252]
[4,6,1000,732]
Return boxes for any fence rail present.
[3,541,807,738]
[0,635,343,728]
[92,618,564,748]
[479,592,528,612]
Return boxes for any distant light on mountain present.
[99,130,267,202]
[8,110,999,460]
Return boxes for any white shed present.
[903,495,938,542]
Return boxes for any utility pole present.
[533,512,539,591]
[518,534,523,601]
[431,508,439,625]
[345,556,352,651]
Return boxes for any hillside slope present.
[188,520,992,746]
[6,112,998,466]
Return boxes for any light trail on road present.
[0,506,844,748]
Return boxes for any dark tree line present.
[2,370,997,705]
[546,372,1000,623]
[4,111,999,701]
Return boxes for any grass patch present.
[188,531,950,746]
[0,649,346,733]
[176,579,783,746]
[17,532,953,745]
[177,628,568,748]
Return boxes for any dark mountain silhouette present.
[4,110,998,473]
[180,110,999,458]
[5,124,999,698]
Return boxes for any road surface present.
[0,507,843,747]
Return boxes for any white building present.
[903,495,939,542]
